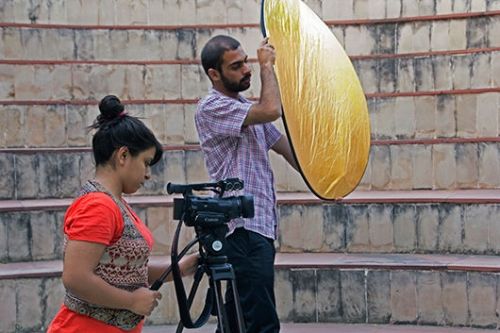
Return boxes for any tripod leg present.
[229,278,246,333]
[212,279,231,333]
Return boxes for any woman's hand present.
[128,287,162,316]
[179,253,200,277]
[147,252,200,284]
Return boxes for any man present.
[195,35,297,333]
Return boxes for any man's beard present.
[221,73,251,93]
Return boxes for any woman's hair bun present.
[89,95,125,129]
[98,95,124,119]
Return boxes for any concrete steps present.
[1,6,498,203]
[1,50,498,100]
[2,253,500,331]
[0,1,498,333]
[2,190,500,263]
[1,142,499,200]
[1,95,500,149]
[3,0,500,25]
[0,12,498,61]
[4,252,500,280]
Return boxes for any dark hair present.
[89,95,163,167]
[200,35,241,75]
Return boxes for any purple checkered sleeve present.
[195,89,282,239]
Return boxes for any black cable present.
[170,218,214,329]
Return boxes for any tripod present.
[174,253,246,333]
[152,218,245,333]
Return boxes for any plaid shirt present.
[195,89,282,239]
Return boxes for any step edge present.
[1,189,500,212]
[2,253,500,280]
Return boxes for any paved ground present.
[143,323,497,332]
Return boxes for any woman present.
[48,95,198,332]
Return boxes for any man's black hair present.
[200,35,241,75]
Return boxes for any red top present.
[48,192,154,333]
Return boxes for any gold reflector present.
[263,0,371,200]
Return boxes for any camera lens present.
[239,195,254,218]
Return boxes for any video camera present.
[155,178,253,331]
[166,178,254,227]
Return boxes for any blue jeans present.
[218,228,280,333]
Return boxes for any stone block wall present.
[2,267,500,332]
[1,0,500,25]
[3,202,500,264]
[0,13,498,193]
[275,269,500,328]
[1,1,499,332]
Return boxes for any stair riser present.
[1,269,498,333]
[0,15,497,61]
[1,142,499,200]
[279,203,500,255]
[276,269,500,329]
[2,92,499,149]
[2,203,499,263]
[0,150,208,200]
[2,0,497,26]
[1,51,498,102]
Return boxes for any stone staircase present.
[1,0,499,332]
